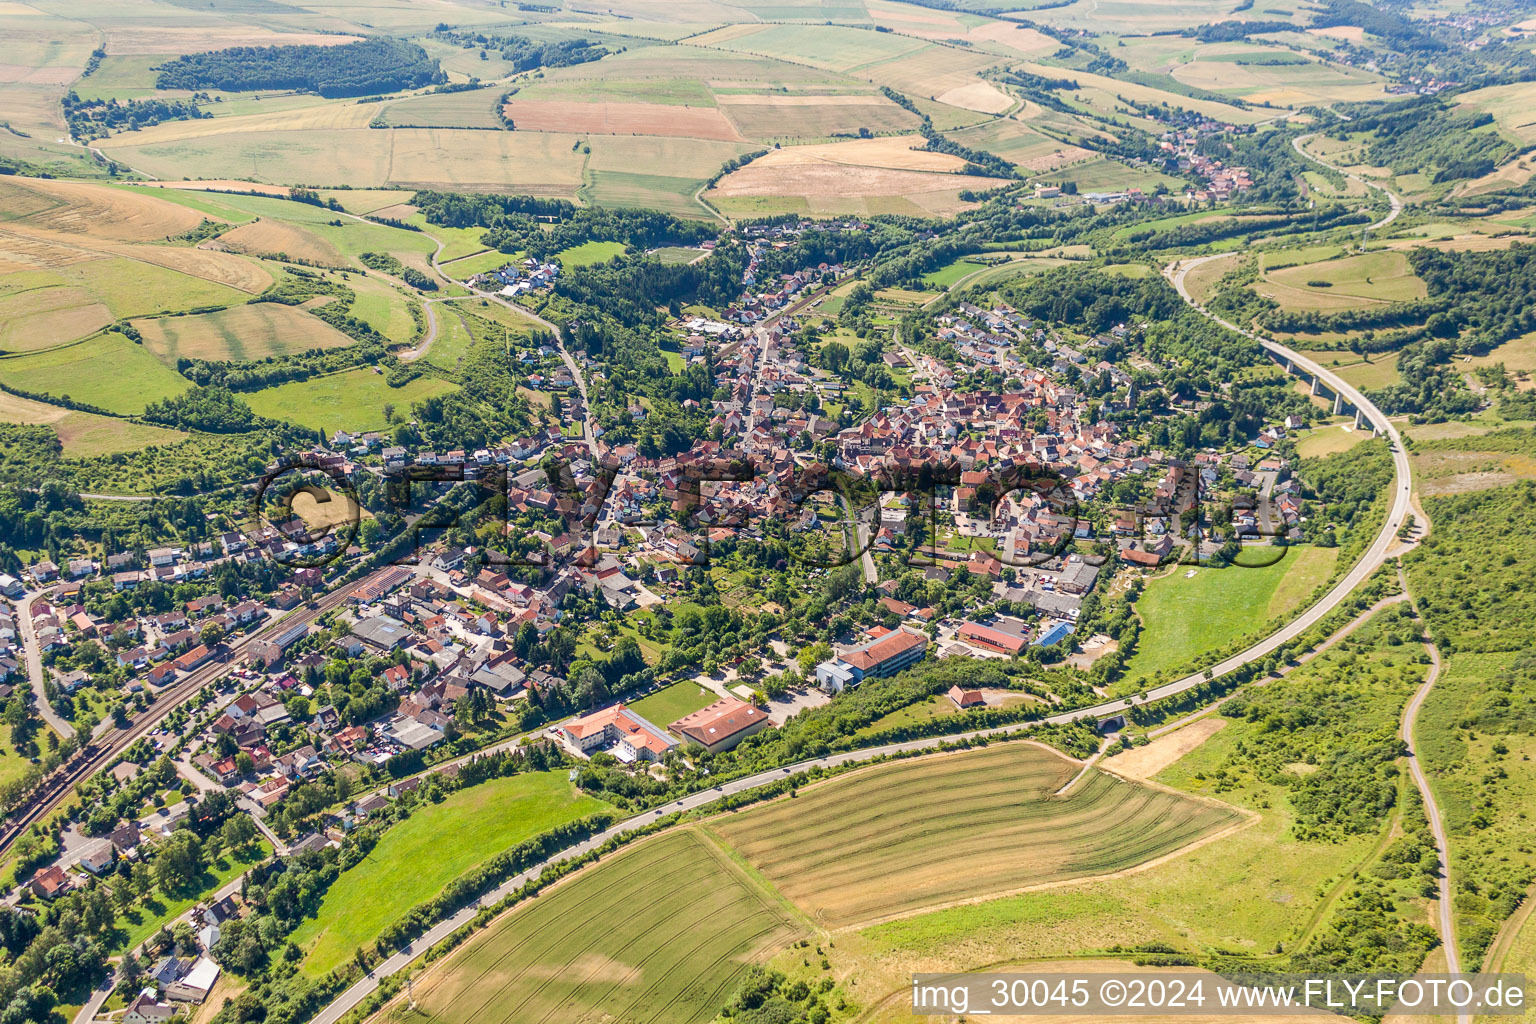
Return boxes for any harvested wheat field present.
[716,92,920,139]
[707,139,1007,216]
[936,80,1015,114]
[104,27,361,56]
[0,176,209,241]
[748,134,972,172]
[503,99,744,141]
[212,219,346,266]
[136,303,355,364]
[706,742,1245,930]
[140,180,293,197]
[374,829,805,1024]
[111,244,272,294]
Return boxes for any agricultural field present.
[0,257,252,354]
[437,249,510,283]
[505,98,744,142]
[1117,546,1340,688]
[715,92,921,140]
[378,88,506,130]
[557,240,629,267]
[0,390,186,457]
[1168,46,1387,107]
[1256,250,1426,311]
[376,829,806,1024]
[707,742,1243,929]
[135,303,356,365]
[1456,81,1536,147]
[750,612,1435,1020]
[0,331,192,416]
[705,135,1006,218]
[293,771,611,976]
[947,118,1093,172]
[864,0,1059,58]
[211,219,347,267]
[243,368,458,434]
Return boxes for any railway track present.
[0,566,395,857]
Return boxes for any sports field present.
[624,683,717,733]
[378,829,805,1024]
[707,743,1242,929]
[243,368,458,434]
[294,771,610,976]
[136,304,356,364]
[557,241,628,267]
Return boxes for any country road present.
[1398,565,1467,1023]
[1291,132,1404,233]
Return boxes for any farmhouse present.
[125,992,176,1024]
[668,697,773,754]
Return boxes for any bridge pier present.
[1333,393,1344,416]
[1310,377,1321,397]
[1355,408,1365,430]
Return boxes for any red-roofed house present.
[668,697,773,754]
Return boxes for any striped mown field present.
[380,829,805,1024]
[707,743,1244,929]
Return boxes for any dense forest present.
[154,38,443,97]
[62,92,209,141]
[431,27,608,73]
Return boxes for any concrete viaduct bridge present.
[1272,351,1379,433]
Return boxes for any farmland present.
[0,390,186,457]
[1117,546,1340,689]
[504,99,744,142]
[292,772,611,976]
[0,331,191,416]
[753,613,1437,1018]
[715,93,921,140]
[1256,250,1427,312]
[135,303,356,364]
[376,829,805,1024]
[706,136,1006,218]
[243,368,458,434]
[706,743,1243,929]
[379,88,506,130]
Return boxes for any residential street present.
[17,587,76,740]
